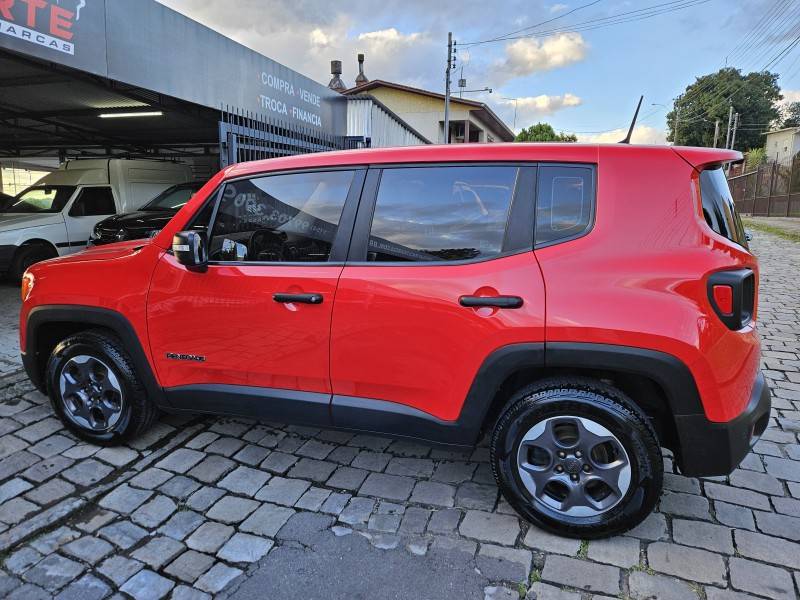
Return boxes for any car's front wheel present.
[46,330,158,445]
[490,377,662,538]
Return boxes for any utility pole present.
[713,119,720,147]
[674,105,681,145]
[730,112,740,150]
[444,32,454,144]
[725,102,734,149]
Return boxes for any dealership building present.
[0,0,430,184]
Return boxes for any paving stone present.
[296,439,336,459]
[72,510,118,535]
[359,472,415,501]
[185,431,219,450]
[158,475,201,500]
[164,550,216,583]
[287,458,337,482]
[728,557,796,600]
[217,532,273,563]
[523,526,581,555]
[647,541,726,585]
[339,497,375,525]
[240,502,295,537]
[454,482,498,511]
[586,535,640,567]
[97,555,144,587]
[260,451,298,474]
[350,451,391,472]
[410,480,455,507]
[734,528,800,569]
[232,444,270,466]
[526,581,580,600]
[704,588,763,600]
[194,563,242,594]
[158,509,205,541]
[349,435,391,452]
[320,491,351,515]
[22,554,84,592]
[0,497,37,524]
[459,510,520,546]
[276,512,335,544]
[129,468,173,490]
[53,574,110,600]
[7,583,50,600]
[61,444,98,461]
[476,544,532,583]
[427,508,462,533]
[399,506,431,534]
[98,484,152,514]
[326,466,369,491]
[30,526,80,554]
[0,436,27,461]
[186,486,226,512]
[206,436,245,457]
[16,418,62,443]
[0,477,32,503]
[94,446,138,467]
[255,476,311,505]
[753,510,800,541]
[327,445,360,465]
[155,449,205,473]
[186,521,235,553]
[62,536,114,565]
[484,585,517,600]
[730,468,785,496]
[217,466,270,496]
[5,546,43,574]
[0,450,39,480]
[385,457,435,478]
[28,435,74,459]
[368,513,401,533]
[295,487,331,510]
[628,571,697,600]
[431,461,477,484]
[715,500,755,530]
[764,455,800,482]
[430,536,477,557]
[541,555,620,596]
[672,518,734,554]
[659,491,711,519]
[772,495,800,516]
[131,536,185,569]
[207,495,260,524]
[187,455,236,484]
[130,495,177,528]
[98,520,148,550]
[705,482,772,510]
[25,477,75,506]
[119,569,174,600]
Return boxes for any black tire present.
[10,244,57,282]
[45,330,159,445]
[490,377,662,539]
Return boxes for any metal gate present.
[218,105,368,168]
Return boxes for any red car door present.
[147,169,364,412]
[330,165,545,423]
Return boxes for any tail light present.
[707,269,754,330]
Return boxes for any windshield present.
[141,184,201,211]
[4,186,76,214]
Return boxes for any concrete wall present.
[765,130,800,164]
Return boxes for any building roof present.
[763,126,800,136]
[346,94,432,144]
[342,80,515,142]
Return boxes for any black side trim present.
[23,305,165,406]
[55,241,87,248]
[545,342,703,416]
[165,385,331,427]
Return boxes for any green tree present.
[666,68,782,151]
[515,122,577,142]
[783,101,800,127]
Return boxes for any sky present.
[157,0,800,144]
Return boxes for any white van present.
[0,159,193,279]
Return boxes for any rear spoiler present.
[672,147,743,170]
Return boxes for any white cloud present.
[496,93,582,129]
[549,3,568,13]
[781,89,800,104]
[496,33,587,81]
[578,125,668,145]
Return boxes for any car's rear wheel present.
[490,377,662,538]
[10,243,57,282]
[45,330,158,445]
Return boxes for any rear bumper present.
[674,371,771,477]
[0,244,16,272]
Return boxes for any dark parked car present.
[88,181,205,245]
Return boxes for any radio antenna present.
[620,95,643,144]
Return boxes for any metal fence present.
[218,105,368,168]
[729,156,800,216]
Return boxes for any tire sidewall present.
[493,388,662,538]
[46,336,134,444]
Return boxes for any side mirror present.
[172,231,207,272]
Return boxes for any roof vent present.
[355,53,369,86]
[328,60,347,91]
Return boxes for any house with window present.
[763,126,800,164]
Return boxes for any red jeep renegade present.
[19,144,771,538]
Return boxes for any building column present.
[464,119,470,144]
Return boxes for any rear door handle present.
[273,293,323,304]
[459,295,523,309]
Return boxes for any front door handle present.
[273,293,323,305]
[459,295,523,309]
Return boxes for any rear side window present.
[367,166,518,262]
[208,170,354,263]
[69,187,116,217]
[699,168,748,249]
[535,166,594,246]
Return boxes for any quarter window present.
[699,168,748,249]
[208,170,354,263]
[535,166,594,246]
[69,187,116,217]
[367,166,518,262]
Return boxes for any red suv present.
[19,144,771,538]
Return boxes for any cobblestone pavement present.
[0,229,796,600]
[0,282,21,376]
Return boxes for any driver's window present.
[208,171,354,263]
[366,165,518,262]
